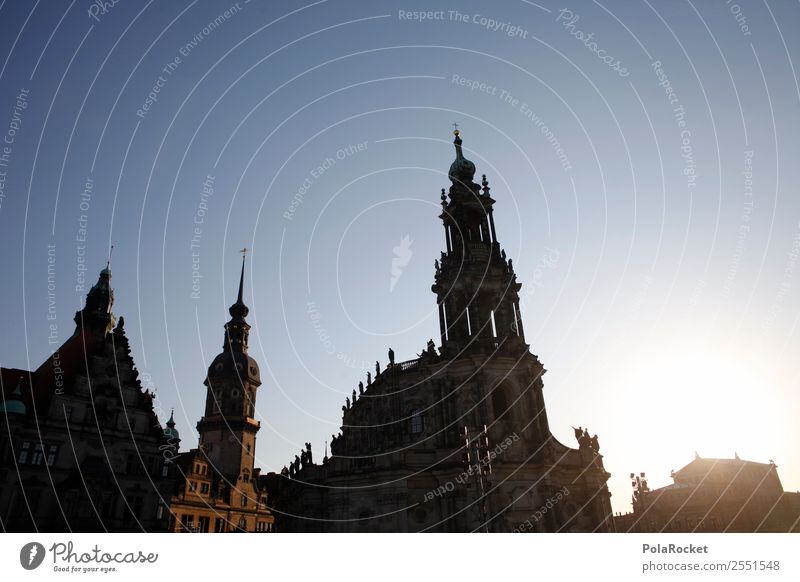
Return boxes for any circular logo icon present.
[19,542,46,570]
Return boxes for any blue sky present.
[1,0,799,513]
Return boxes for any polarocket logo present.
[20,542,46,570]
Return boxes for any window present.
[31,443,45,466]
[181,514,194,532]
[161,463,169,478]
[246,444,251,456]
[198,515,210,532]
[241,494,247,507]
[410,410,423,435]
[156,504,165,520]
[492,384,509,417]
[188,481,197,492]
[238,516,247,531]
[18,441,30,464]
[122,495,143,526]
[214,517,226,532]
[64,406,73,421]
[200,483,210,494]
[46,445,58,467]
[242,471,250,483]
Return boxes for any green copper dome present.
[0,378,26,415]
[448,129,476,184]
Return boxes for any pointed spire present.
[229,249,249,320]
[167,408,176,428]
[237,248,245,303]
[223,249,251,352]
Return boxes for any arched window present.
[238,516,247,531]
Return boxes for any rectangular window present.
[241,494,247,507]
[46,445,58,467]
[198,515,210,532]
[200,483,209,494]
[31,443,45,465]
[161,463,170,478]
[182,514,194,532]
[189,481,197,492]
[18,441,30,464]
[410,411,423,434]
[214,517,226,532]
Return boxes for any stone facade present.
[0,268,174,532]
[269,131,614,532]
[615,455,800,533]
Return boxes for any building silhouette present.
[3,130,795,534]
[167,256,274,532]
[615,454,800,533]
[268,131,614,532]
[0,266,174,531]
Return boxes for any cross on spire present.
[452,122,459,134]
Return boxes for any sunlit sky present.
[0,0,798,514]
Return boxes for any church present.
[267,130,614,532]
[0,129,612,533]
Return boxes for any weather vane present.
[240,247,247,257]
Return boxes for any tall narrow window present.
[31,443,45,466]
[492,384,509,418]
[490,310,498,337]
[465,307,472,336]
[46,445,58,467]
[18,441,30,464]
[410,410,423,435]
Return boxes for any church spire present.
[224,250,250,352]
[432,127,526,352]
[74,265,116,338]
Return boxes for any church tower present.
[74,264,116,339]
[197,254,261,479]
[432,129,526,354]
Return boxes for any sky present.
[0,0,798,515]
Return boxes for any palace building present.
[0,266,175,532]
[615,454,800,533]
[267,131,614,532]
